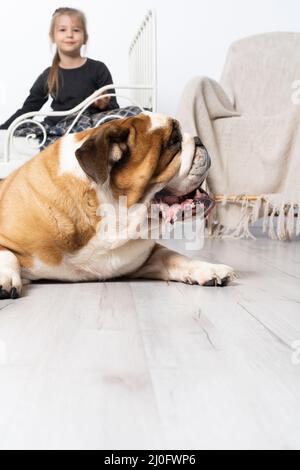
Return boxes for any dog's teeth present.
[195,189,202,198]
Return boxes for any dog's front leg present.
[128,243,236,286]
[0,249,22,299]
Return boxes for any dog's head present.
[75,112,214,222]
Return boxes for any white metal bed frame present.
[2,9,157,178]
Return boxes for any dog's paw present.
[185,262,237,287]
[201,263,237,287]
[0,269,22,299]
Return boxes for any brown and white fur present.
[0,112,236,299]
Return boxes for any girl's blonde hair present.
[48,7,88,97]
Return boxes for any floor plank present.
[0,235,299,450]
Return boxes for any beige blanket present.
[177,76,300,240]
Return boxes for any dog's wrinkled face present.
[75,112,213,221]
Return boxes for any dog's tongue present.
[155,188,215,224]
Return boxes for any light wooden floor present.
[0,231,299,450]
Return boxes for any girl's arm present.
[0,70,50,130]
[93,62,119,111]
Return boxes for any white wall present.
[1,0,300,123]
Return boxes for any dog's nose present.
[194,136,203,147]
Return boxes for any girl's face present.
[52,14,85,55]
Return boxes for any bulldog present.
[0,112,236,299]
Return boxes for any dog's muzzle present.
[191,136,211,186]
[153,136,215,224]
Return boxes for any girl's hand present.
[94,94,111,110]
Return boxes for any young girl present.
[0,7,128,137]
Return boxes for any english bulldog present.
[0,112,236,299]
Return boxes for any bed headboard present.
[129,9,157,112]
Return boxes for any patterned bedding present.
[13,106,142,149]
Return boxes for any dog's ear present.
[75,123,130,184]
